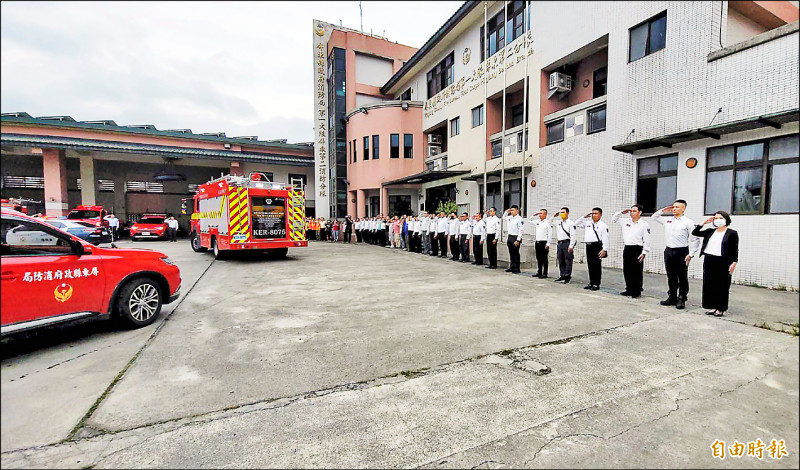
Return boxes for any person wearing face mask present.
[551,207,576,283]
[574,207,609,290]
[612,204,651,298]
[652,199,701,310]
[692,211,738,317]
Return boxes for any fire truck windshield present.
[68,210,101,219]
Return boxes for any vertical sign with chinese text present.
[313,20,333,218]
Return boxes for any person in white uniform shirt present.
[483,207,501,269]
[472,212,486,266]
[574,207,609,291]
[652,199,701,310]
[692,211,739,317]
[458,212,473,263]
[530,209,553,278]
[612,204,651,298]
[502,205,524,273]
[421,212,431,254]
[551,207,577,283]
[447,213,460,261]
[412,216,422,253]
[436,212,449,258]
[428,213,439,257]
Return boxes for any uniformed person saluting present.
[652,199,701,310]
[612,204,651,298]
[530,208,552,278]
[502,205,524,273]
[483,207,500,269]
[574,207,609,290]
[551,207,576,283]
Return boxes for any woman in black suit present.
[692,211,738,317]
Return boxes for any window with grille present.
[76,179,115,192]
[125,181,164,193]
[1,176,44,189]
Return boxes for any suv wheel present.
[191,232,207,252]
[116,278,162,327]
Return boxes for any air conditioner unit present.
[427,145,443,157]
[428,134,443,145]
[549,72,573,92]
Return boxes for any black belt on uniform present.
[586,241,601,246]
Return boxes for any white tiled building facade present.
[359,0,799,286]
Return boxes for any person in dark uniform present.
[692,211,739,317]
[343,215,353,243]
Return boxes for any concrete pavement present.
[1,241,797,468]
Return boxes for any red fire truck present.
[183,172,307,259]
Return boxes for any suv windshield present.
[138,218,165,225]
[68,210,101,219]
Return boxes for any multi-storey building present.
[312,21,418,218]
[316,0,799,288]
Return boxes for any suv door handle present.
[1,271,18,281]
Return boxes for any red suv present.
[0,208,181,335]
[130,213,168,240]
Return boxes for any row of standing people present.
[305,216,353,243]
[339,198,739,317]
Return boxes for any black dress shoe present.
[554,276,564,282]
[505,268,513,272]
[676,299,686,310]
[631,293,642,298]
[540,275,548,279]
[533,273,541,278]
[563,278,571,284]
[583,284,593,289]
[512,270,520,274]
[487,266,496,269]
[590,285,600,291]
[660,298,678,306]
[620,291,631,296]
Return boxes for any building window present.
[125,181,164,193]
[637,154,677,214]
[450,117,460,137]
[348,141,351,163]
[1,176,45,189]
[506,0,526,42]
[403,134,414,158]
[427,161,435,171]
[426,52,454,98]
[587,105,606,134]
[400,88,412,100]
[390,134,400,158]
[705,135,799,215]
[353,139,357,162]
[472,105,484,128]
[363,136,369,160]
[511,103,524,127]
[491,140,502,159]
[593,67,607,98]
[629,11,667,62]
[480,10,505,61]
[372,135,380,159]
[516,132,528,152]
[546,120,564,144]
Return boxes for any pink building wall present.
[346,106,424,217]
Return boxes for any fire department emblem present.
[315,24,325,36]
[462,47,471,65]
[54,283,73,303]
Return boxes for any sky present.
[1,1,462,144]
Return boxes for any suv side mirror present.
[71,239,86,256]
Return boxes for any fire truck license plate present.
[251,197,286,239]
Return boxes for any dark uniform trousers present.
[586,241,603,286]
[702,254,732,312]
[472,235,483,265]
[506,235,520,272]
[384,228,390,247]
[459,234,470,262]
[356,229,362,243]
[535,241,548,276]
[438,233,447,257]
[486,233,498,267]
[623,245,644,295]
[430,232,438,256]
[449,235,460,260]
[556,240,573,279]
[664,246,690,301]
[344,229,352,243]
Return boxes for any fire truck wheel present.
[115,277,162,328]
[191,232,207,252]
[212,237,226,260]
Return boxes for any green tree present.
[436,200,459,215]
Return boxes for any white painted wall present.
[355,52,395,87]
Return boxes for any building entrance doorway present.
[426,184,456,214]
